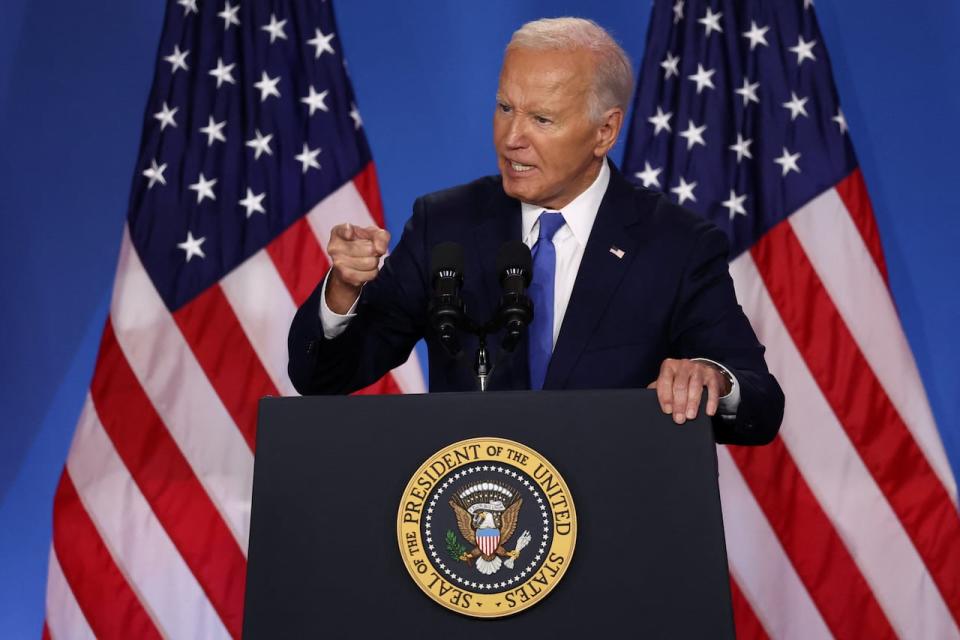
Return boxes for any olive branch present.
[445,530,468,561]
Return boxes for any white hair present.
[506,17,634,122]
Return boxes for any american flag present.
[623,1,960,637]
[42,1,423,637]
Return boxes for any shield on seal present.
[476,528,500,556]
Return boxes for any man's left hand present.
[647,359,732,424]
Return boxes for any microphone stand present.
[428,241,532,392]
[473,332,491,392]
[460,316,497,393]
[466,319,521,393]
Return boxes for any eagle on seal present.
[449,481,523,575]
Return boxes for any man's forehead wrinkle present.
[499,66,586,114]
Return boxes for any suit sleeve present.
[287,197,431,395]
[669,224,785,445]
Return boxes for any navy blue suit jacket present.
[288,166,784,444]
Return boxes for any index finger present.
[331,223,355,241]
[352,226,390,254]
[351,225,383,241]
[655,365,676,415]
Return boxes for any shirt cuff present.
[692,357,741,418]
[318,273,360,339]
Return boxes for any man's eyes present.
[495,102,551,124]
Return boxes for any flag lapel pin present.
[609,246,625,259]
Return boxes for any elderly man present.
[288,18,784,445]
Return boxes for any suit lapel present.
[544,168,644,389]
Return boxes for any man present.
[288,18,783,445]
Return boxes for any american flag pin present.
[609,246,625,259]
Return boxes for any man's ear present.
[594,107,624,157]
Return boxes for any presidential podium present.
[242,389,734,638]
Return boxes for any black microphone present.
[428,242,466,357]
[495,241,533,352]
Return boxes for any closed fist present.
[325,223,390,314]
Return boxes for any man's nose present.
[504,117,528,149]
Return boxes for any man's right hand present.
[325,223,391,314]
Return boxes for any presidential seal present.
[397,437,576,618]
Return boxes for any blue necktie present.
[528,211,565,390]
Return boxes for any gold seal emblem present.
[397,437,576,617]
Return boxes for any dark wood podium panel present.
[243,389,734,639]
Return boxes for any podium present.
[243,389,734,638]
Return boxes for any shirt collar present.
[520,157,610,246]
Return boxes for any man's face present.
[494,47,610,210]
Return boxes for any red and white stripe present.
[45,164,424,638]
[721,170,960,639]
[478,532,500,557]
[45,550,96,640]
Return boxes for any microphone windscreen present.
[496,241,532,284]
[430,241,464,276]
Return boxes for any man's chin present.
[501,175,539,204]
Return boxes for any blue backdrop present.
[1,1,958,635]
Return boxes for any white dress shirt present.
[318,158,739,414]
[520,156,609,349]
